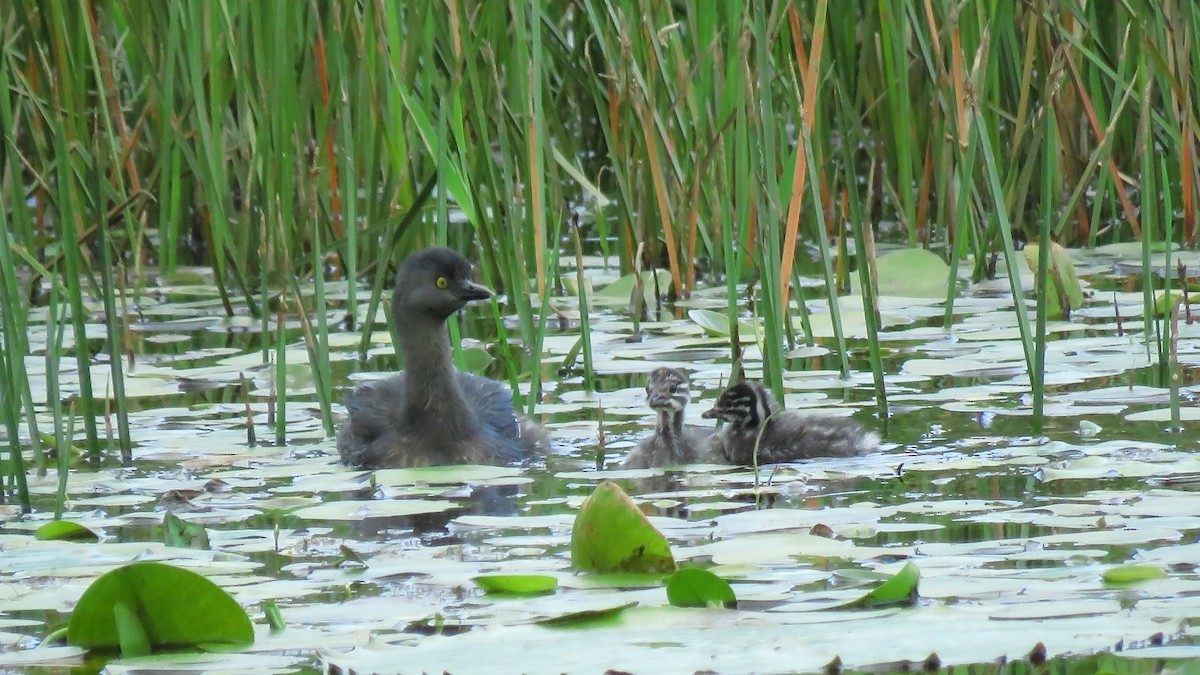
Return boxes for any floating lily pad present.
[666,567,736,608]
[34,520,99,542]
[291,499,458,521]
[578,270,672,307]
[1102,564,1168,585]
[571,481,676,574]
[473,575,558,596]
[373,464,523,486]
[536,602,637,628]
[872,249,949,298]
[67,562,253,655]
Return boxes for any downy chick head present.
[393,247,493,321]
[702,381,774,430]
[645,367,689,413]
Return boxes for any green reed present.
[0,224,32,509]
[835,85,887,425]
[94,148,132,465]
[1031,113,1056,432]
[1161,158,1181,428]
[45,277,68,518]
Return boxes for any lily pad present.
[872,249,949,298]
[571,481,676,574]
[1153,290,1185,318]
[1102,564,1168,585]
[459,346,494,374]
[842,561,920,609]
[374,464,523,486]
[67,562,253,655]
[1024,241,1084,319]
[687,309,755,339]
[34,520,99,542]
[536,602,638,628]
[665,567,736,608]
[163,512,210,550]
[291,499,458,520]
[571,269,672,308]
[473,575,558,596]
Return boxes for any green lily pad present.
[460,346,494,374]
[687,309,755,339]
[1153,290,1185,318]
[582,270,672,307]
[34,520,99,542]
[536,602,637,628]
[872,249,949,298]
[1024,241,1084,319]
[263,601,286,632]
[666,568,736,608]
[571,481,676,574]
[1102,564,1168,585]
[163,512,210,550]
[67,562,253,655]
[842,561,920,609]
[473,575,558,596]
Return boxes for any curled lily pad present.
[163,512,209,549]
[841,561,920,609]
[67,561,253,655]
[687,309,754,339]
[571,481,676,574]
[1024,241,1084,318]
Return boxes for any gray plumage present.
[702,381,878,465]
[337,247,547,468]
[623,367,716,468]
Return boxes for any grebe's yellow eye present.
[435,276,449,289]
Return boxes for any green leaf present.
[263,601,286,633]
[1024,241,1084,319]
[666,568,737,608]
[163,512,209,550]
[472,575,558,596]
[67,562,254,653]
[843,561,920,609]
[571,481,676,574]
[586,270,672,307]
[459,346,494,374]
[113,601,151,658]
[34,520,99,542]
[1153,290,1185,318]
[871,249,949,298]
[687,309,755,339]
[536,602,637,628]
[338,544,367,567]
[1102,564,1168,585]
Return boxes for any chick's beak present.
[701,407,719,419]
[459,280,494,302]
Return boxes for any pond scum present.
[3,1,1200,672]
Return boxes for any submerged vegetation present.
[2,1,1200,671]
